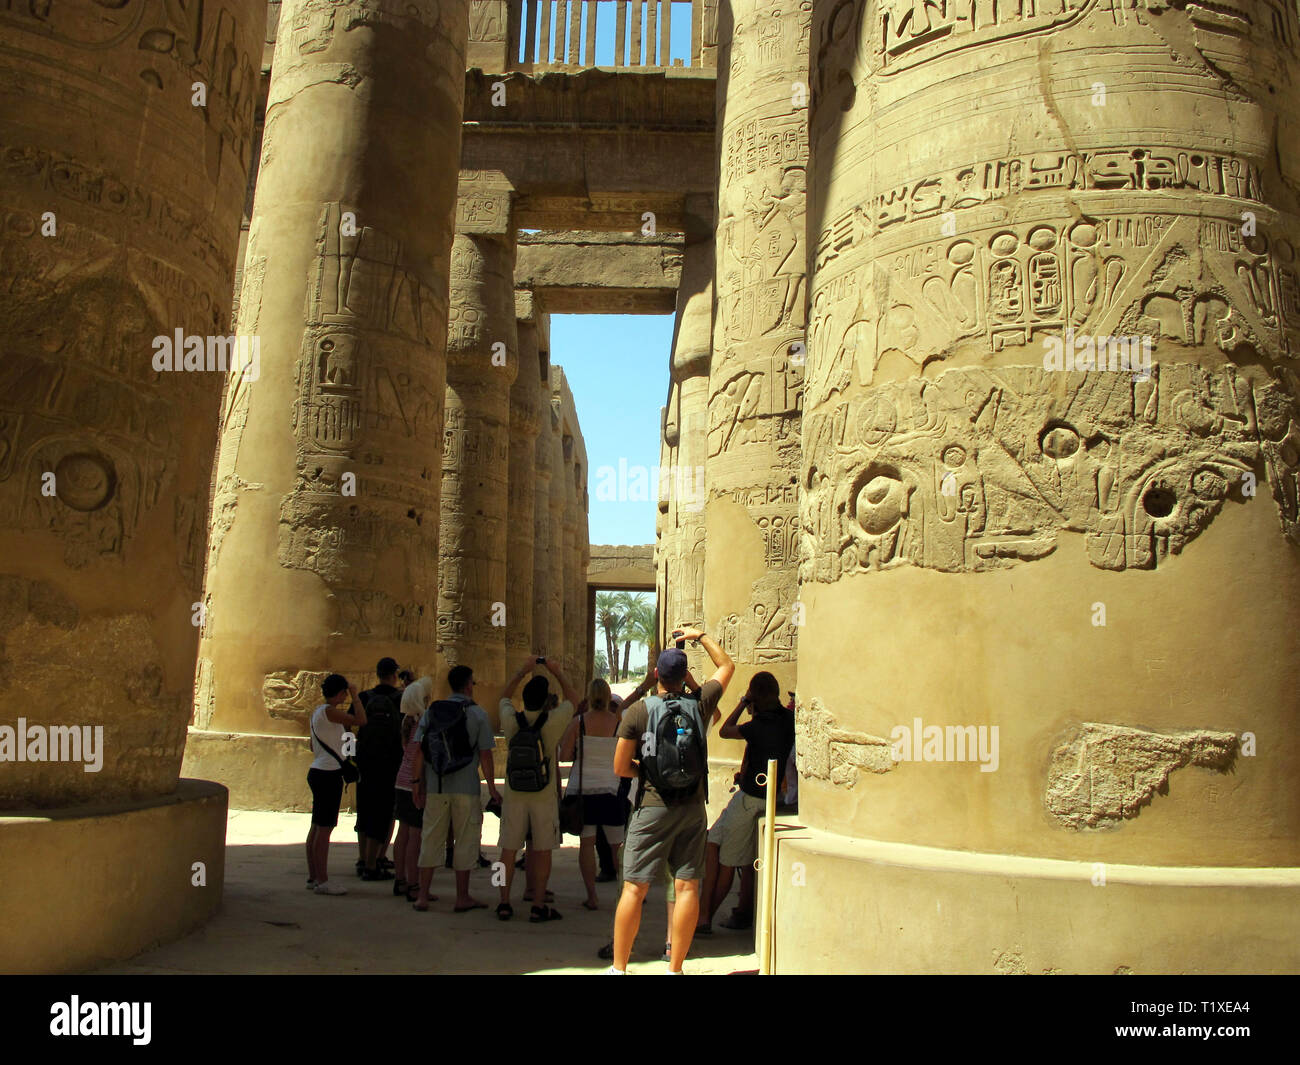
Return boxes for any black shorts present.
[393,788,424,829]
[355,768,397,840]
[307,767,344,828]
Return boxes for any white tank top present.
[309,704,347,772]
[564,733,619,797]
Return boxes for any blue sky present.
[522,1,698,67]
[551,314,672,547]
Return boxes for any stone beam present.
[462,69,715,233]
[589,545,656,591]
[515,231,684,315]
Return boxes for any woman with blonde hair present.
[392,676,433,901]
[559,677,625,910]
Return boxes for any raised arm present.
[499,655,536,708]
[325,683,366,727]
[718,692,751,740]
[540,655,580,708]
[677,627,734,694]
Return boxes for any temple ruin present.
[2,0,1298,974]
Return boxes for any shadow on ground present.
[95,810,758,975]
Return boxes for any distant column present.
[439,211,518,728]
[507,296,543,661]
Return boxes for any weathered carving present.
[1046,723,1238,829]
[800,363,1300,579]
[796,697,897,787]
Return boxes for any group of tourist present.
[304,628,798,972]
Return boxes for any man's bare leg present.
[670,879,701,973]
[613,879,650,970]
[498,847,517,904]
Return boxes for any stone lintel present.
[515,231,684,315]
[588,544,656,590]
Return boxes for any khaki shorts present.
[418,793,482,871]
[499,791,560,851]
[707,789,765,868]
[623,801,707,883]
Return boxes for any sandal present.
[522,890,555,903]
[582,900,599,911]
[393,879,408,897]
[530,905,562,923]
[406,884,420,902]
[496,902,513,921]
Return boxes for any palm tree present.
[615,592,656,681]
[593,649,609,680]
[595,592,623,683]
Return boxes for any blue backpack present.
[421,700,476,792]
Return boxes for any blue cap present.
[656,648,688,684]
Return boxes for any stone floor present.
[96,809,757,975]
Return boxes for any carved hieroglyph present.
[705,0,808,716]
[199,0,467,738]
[658,238,713,676]
[438,228,518,721]
[0,0,264,805]
[507,314,543,655]
[797,0,1300,870]
[1046,723,1238,829]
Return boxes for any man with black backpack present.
[610,628,733,974]
[355,657,405,881]
[495,654,579,922]
[410,664,500,912]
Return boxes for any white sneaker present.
[604,966,627,975]
[314,881,347,895]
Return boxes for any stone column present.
[666,236,713,679]
[0,0,263,806]
[787,3,1300,973]
[706,0,807,756]
[561,434,581,681]
[439,214,518,729]
[655,403,674,652]
[195,2,466,796]
[508,293,543,661]
[0,0,264,972]
[530,312,556,661]
[546,397,567,666]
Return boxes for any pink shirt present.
[395,734,421,791]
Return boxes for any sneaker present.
[314,882,347,896]
[605,966,627,975]
[306,879,317,890]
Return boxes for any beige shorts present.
[499,791,560,851]
[707,789,765,869]
[418,792,483,871]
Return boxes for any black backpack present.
[506,709,551,793]
[421,699,476,792]
[358,688,403,770]
[642,693,707,805]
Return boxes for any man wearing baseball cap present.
[610,627,734,973]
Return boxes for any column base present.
[0,779,227,973]
[771,825,1300,974]
[183,728,320,812]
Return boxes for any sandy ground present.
[96,807,757,975]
